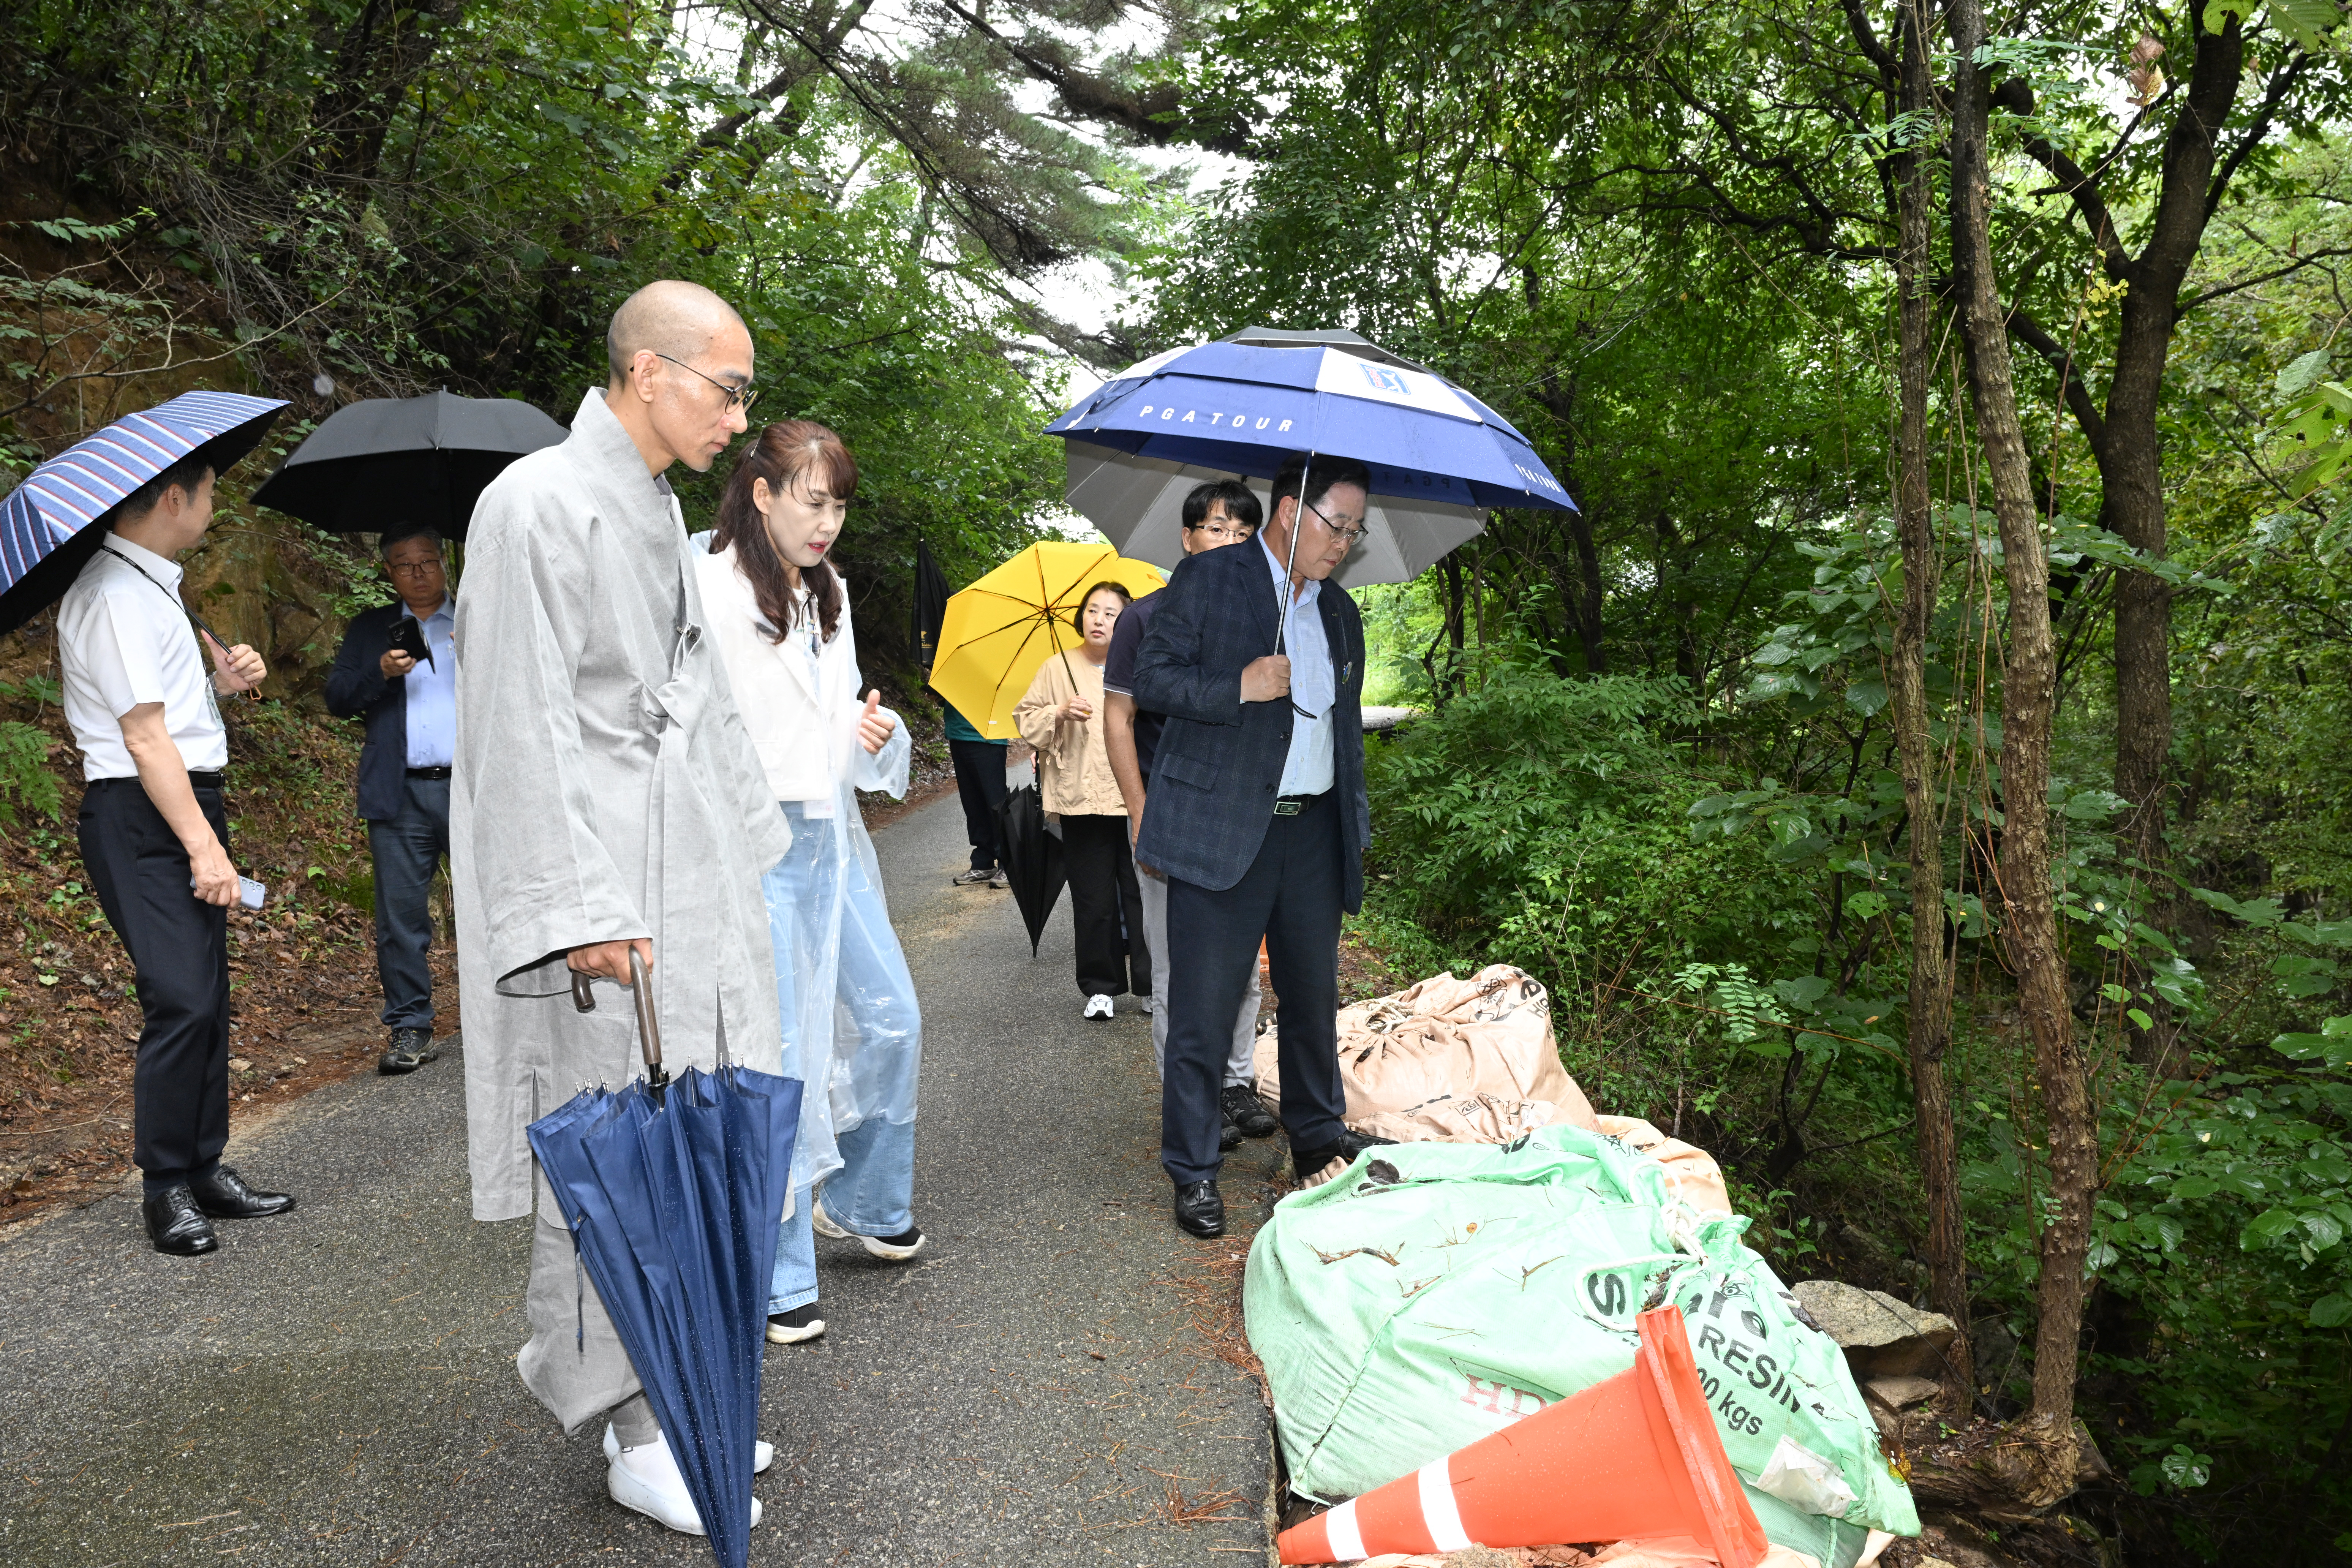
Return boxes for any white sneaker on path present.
[603,1423,773,1474]
[606,1431,763,1535]
[811,1195,926,1260]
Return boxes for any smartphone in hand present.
[387,618,432,666]
[190,876,267,909]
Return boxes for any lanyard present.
[100,545,249,700]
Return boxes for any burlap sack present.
[1255,965,1600,1143]
[1595,1114,1734,1217]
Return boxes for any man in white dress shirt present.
[57,455,295,1257]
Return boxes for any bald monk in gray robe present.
[452,280,790,1532]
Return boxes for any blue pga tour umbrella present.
[528,953,801,1568]
[0,390,287,637]
[1046,326,1575,590]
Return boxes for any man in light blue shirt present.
[324,528,458,1075]
[1263,528,1337,798]
[400,585,456,768]
[1130,452,1387,1239]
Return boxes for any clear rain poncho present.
[691,537,916,1200]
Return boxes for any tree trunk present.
[2095,20,2244,1080]
[1528,367,1608,675]
[1438,553,1466,699]
[309,0,461,183]
[1885,0,1973,1423]
[1560,503,1608,674]
[1947,0,2098,1499]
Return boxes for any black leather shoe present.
[142,1184,219,1256]
[1173,1179,1225,1238]
[1221,1083,1280,1139]
[379,1027,440,1075]
[1290,1129,1400,1187]
[189,1165,295,1220]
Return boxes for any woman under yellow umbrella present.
[927,542,1165,741]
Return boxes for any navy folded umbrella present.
[0,390,286,637]
[527,953,801,1568]
[1045,326,1576,590]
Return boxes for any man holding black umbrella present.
[324,527,457,1076]
[1130,453,1395,1239]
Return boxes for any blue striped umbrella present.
[0,390,286,636]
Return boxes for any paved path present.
[0,782,1281,1566]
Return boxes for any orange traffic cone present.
[1277,1305,1768,1567]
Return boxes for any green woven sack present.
[1244,1124,1919,1540]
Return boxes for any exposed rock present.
[1865,1373,1941,1410]
[1789,1278,1958,1379]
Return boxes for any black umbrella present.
[910,537,951,670]
[996,781,1066,955]
[251,389,567,538]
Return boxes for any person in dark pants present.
[324,528,457,1075]
[1104,479,1278,1151]
[941,698,1009,887]
[56,454,295,1257]
[1015,582,1148,1019]
[1130,453,1395,1238]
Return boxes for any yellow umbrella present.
[929,541,1166,740]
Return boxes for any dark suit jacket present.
[324,602,420,823]
[1130,540,1370,909]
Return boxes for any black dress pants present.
[1161,792,1348,1184]
[949,737,1009,871]
[1060,812,1148,998]
[77,778,232,1186]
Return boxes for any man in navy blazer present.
[1131,452,1395,1237]
[324,528,457,1077]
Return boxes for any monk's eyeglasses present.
[655,353,761,413]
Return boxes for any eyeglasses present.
[1303,499,1368,545]
[654,352,761,413]
[386,558,441,577]
[1185,522,1255,543]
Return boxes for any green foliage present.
[0,719,60,827]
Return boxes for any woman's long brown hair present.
[713,420,857,644]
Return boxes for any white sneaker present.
[811,1195,926,1260]
[1083,993,1115,1020]
[606,1431,763,1535]
[604,1423,772,1474]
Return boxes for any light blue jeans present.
[764,803,922,1314]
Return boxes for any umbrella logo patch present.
[1314,351,1483,423]
[1134,405,1293,433]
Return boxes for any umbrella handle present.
[566,950,671,1098]
[627,946,666,1081]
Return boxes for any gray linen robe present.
[452,387,792,1430]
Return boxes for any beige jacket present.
[1014,652,1126,817]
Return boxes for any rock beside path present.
[1789,1278,1958,1380]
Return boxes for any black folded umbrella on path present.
[996,781,1066,956]
[910,537,950,671]
[252,389,567,538]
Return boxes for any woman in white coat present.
[697,420,925,1348]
